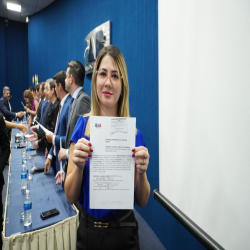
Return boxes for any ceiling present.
[0,0,55,23]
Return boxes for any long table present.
[2,129,79,250]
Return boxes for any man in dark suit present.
[44,71,72,174]
[0,86,24,121]
[56,61,91,183]
[0,113,10,248]
[0,86,24,139]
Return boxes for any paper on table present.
[89,116,136,210]
[36,121,53,135]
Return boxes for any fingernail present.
[88,154,92,157]
[132,148,135,152]
[88,142,92,146]
[89,148,93,152]
[132,153,135,157]
[85,159,88,163]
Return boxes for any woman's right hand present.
[72,138,93,170]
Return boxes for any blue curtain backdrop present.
[28,0,205,249]
[0,17,28,112]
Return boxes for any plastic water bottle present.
[25,180,30,198]
[24,115,28,126]
[19,131,23,146]
[27,142,32,160]
[21,166,27,192]
[23,193,32,226]
[22,151,27,165]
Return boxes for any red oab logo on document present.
[95,123,101,128]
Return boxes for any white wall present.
[159,1,250,249]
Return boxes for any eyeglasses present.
[96,69,122,85]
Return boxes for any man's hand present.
[45,133,53,143]
[55,171,65,185]
[16,111,24,118]
[33,141,39,149]
[44,158,51,174]
[28,130,38,141]
[30,125,38,133]
[58,148,67,161]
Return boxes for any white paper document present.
[36,121,53,135]
[24,134,33,138]
[90,116,136,209]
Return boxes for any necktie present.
[8,100,11,111]
[52,104,62,156]
[68,97,74,117]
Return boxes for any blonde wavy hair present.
[84,45,130,137]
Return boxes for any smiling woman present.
[96,55,122,116]
[65,45,150,250]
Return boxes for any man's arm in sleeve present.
[0,99,16,118]
[76,94,91,117]
[55,135,66,149]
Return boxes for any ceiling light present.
[7,2,21,12]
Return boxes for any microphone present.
[9,95,13,99]
[30,167,45,174]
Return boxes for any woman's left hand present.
[133,146,150,175]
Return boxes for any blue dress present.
[70,116,146,219]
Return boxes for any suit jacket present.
[0,113,10,185]
[64,88,90,173]
[48,94,71,172]
[36,98,44,122]
[65,88,91,148]
[0,97,15,122]
[39,99,48,123]
[38,98,60,151]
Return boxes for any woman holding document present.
[65,45,150,250]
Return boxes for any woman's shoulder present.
[70,116,89,142]
[76,116,89,129]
